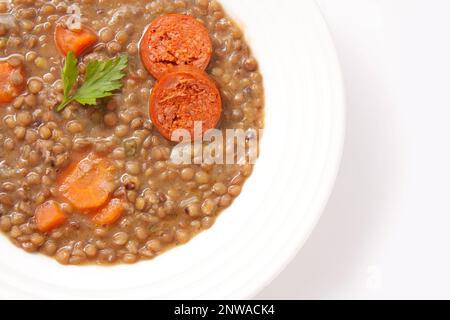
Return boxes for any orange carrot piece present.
[55,24,98,57]
[35,201,67,232]
[58,153,115,210]
[92,198,125,226]
[0,61,25,104]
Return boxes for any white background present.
[258,0,450,299]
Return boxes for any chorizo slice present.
[140,14,212,79]
[149,66,222,141]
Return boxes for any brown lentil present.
[84,244,97,257]
[112,232,129,246]
[27,78,43,94]
[228,185,242,197]
[39,126,52,139]
[104,112,119,127]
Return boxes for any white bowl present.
[0,0,345,299]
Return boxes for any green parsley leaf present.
[56,52,128,112]
[63,51,78,99]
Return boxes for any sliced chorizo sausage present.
[149,66,222,141]
[140,14,212,79]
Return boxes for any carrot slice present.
[140,14,212,79]
[92,198,125,226]
[149,66,222,141]
[35,201,67,232]
[54,24,98,57]
[0,61,25,104]
[58,153,115,210]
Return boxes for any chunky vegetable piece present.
[58,154,115,210]
[150,66,222,141]
[0,61,25,104]
[140,14,212,79]
[92,199,125,226]
[35,201,68,232]
[55,24,98,57]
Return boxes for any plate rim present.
[247,0,346,299]
[0,0,346,300]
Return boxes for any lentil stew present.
[0,0,264,265]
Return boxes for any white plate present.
[0,0,345,299]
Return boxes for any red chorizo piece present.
[140,14,213,79]
[149,66,222,141]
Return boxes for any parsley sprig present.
[56,51,128,112]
